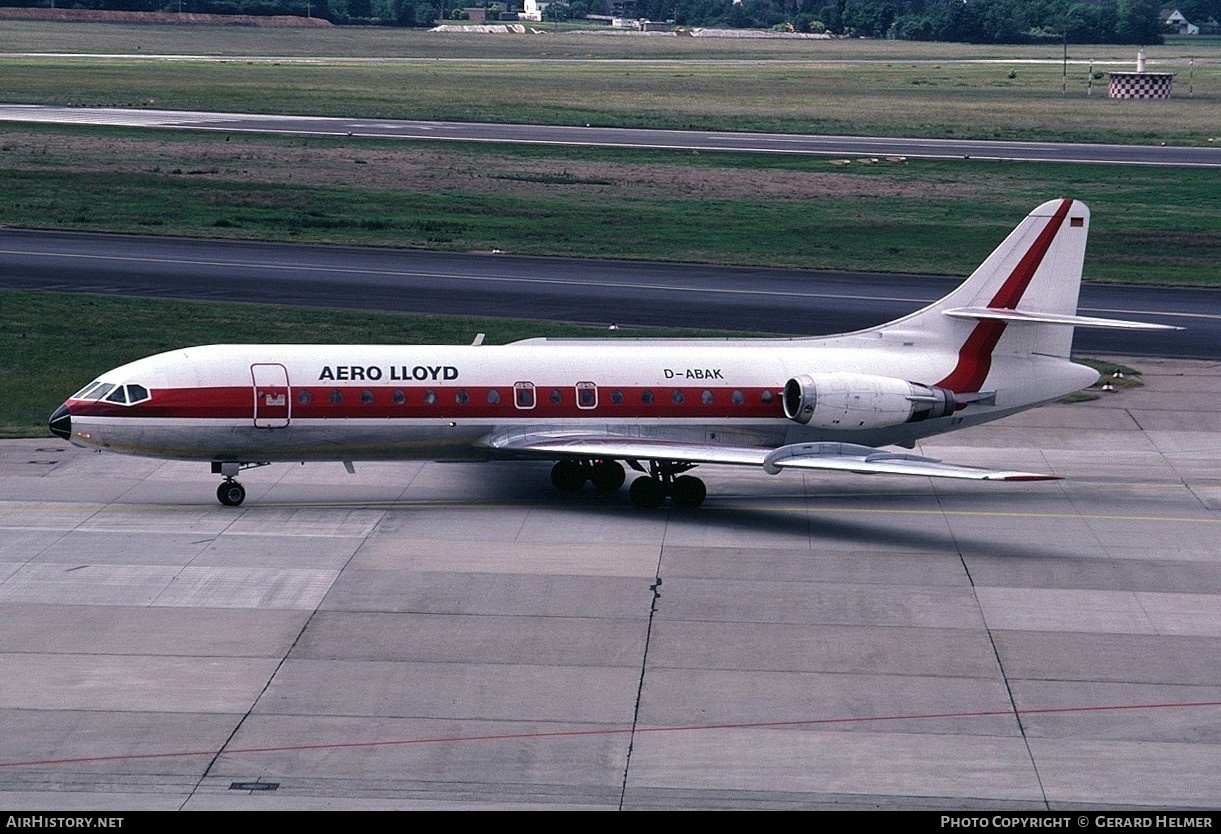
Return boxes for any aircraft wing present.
[483,432,1058,481]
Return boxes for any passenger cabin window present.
[732,390,745,405]
[576,382,597,410]
[487,390,502,405]
[298,390,313,405]
[393,389,406,405]
[361,389,375,405]
[329,390,344,404]
[514,382,536,409]
[549,388,563,405]
[424,389,437,404]
[455,389,470,404]
[641,390,654,405]
[611,389,625,404]
[701,389,714,405]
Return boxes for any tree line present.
[5,0,1212,42]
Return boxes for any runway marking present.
[5,105,1218,168]
[0,55,1194,67]
[0,247,1208,323]
[4,699,1220,768]
[801,506,1221,525]
[2,498,1218,525]
[0,246,932,306]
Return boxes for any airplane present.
[48,198,1178,509]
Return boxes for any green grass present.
[2,125,1218,284]
[1,26,1219,144]
[1059,357,1143,403]
[2,55,1217,144]
[4,21,1219,62]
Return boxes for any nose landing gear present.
[211,461,269,507]
[217,479,246,507]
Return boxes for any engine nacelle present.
[782,372,955,430]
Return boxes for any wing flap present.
[485,431,771,467]
[763,442,1058,481]
[484,432,1057,482]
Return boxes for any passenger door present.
[251,363,291,429]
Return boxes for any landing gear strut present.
[628,461,706,509]
[211,461,268,507]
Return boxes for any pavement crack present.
[619,547,665,811]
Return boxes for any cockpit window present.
[73,381,103,399]
[87,383,116,401]
[73,382,151,405]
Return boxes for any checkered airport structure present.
[1108,72,1175,99]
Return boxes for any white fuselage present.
[59,337,1097,463]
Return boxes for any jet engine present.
[782,372,955,430]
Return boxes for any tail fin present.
[938,197,1089,360]
[880,198,1174,394]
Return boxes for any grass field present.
[2,20,1218,62]
[1,24,1220,143]
[2,53,1219,143]
[2,125,1218,283]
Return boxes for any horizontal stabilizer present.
[485,432,1058,482]
[944,307,1182,331]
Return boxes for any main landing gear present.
[211,461,269,507]
[550,459,626,493]
[548,459,706,508]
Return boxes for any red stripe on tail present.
[936,198,1074,393]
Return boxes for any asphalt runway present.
[2,356,1220,810]
[1,228,1215,359]
[2,104,1220,168]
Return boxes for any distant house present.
[1161,9,1199,35]
[521,0,551,20]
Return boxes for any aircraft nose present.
[48,403,72,440]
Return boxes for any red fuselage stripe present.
[936,198,1073,393]
[70,384,787,421]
